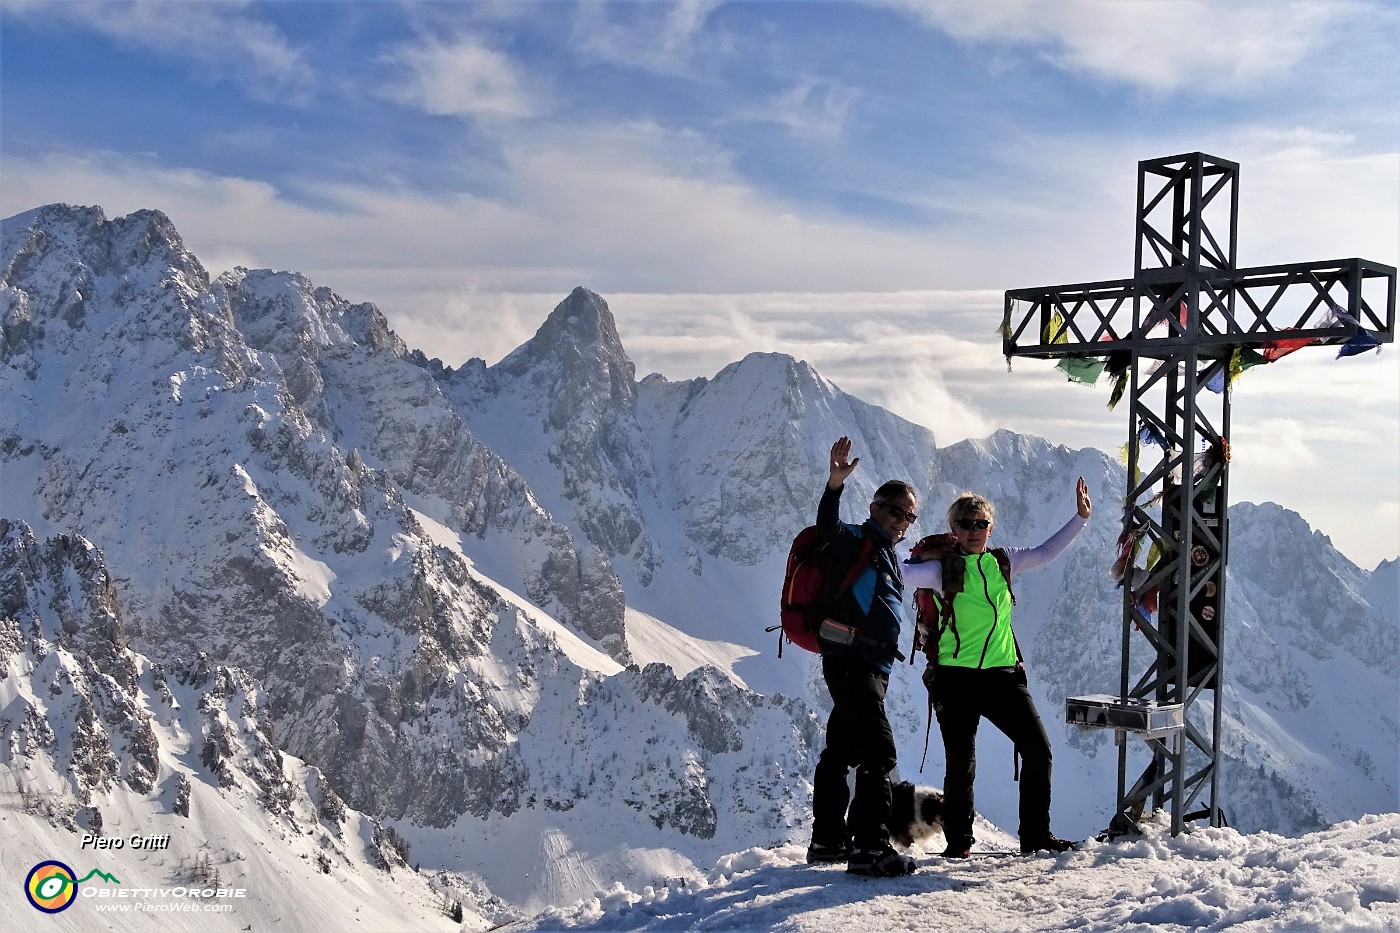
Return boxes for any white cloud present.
[887,0,1351,94]
[571,0,723,75]
[744,78,861,142]
[348,119,988,294]
[5,0,316,105]
[382,34,538,120]
[1233,417,1324,472]
[1233,145,1400,267]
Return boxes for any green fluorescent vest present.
[938,552,1018,669]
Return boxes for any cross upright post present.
[1002,152,1396,837]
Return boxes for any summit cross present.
[1001,152,1396,837]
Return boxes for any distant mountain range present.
[2,204,1395,921]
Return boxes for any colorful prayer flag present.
[1057,355,1106,385]
[1106,373,1126,410]
[1228,346,1267,381]
[1337,330,1381,358]
[1261,331,1318,362]
[1138,421,1168,449]
[1110,525,1148,583]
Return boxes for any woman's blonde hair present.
[947,492,995,528]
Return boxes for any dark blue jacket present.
[816,485,906,673]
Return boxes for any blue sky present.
[2,0,1397,567]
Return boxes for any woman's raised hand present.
[1076,476,1092,518]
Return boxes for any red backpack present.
[770,527,877,656]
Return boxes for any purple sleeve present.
[1007,514,1088,576]
[902,558,942,589]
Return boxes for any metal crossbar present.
[1006,259,1392,358]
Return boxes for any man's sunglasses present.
[956,518,991,530]
[878,502,918,523]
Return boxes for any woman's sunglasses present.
[955,518,991,530]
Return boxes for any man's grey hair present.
[872,480,917,504]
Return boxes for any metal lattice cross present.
[1002,152,1395,837]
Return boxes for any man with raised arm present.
[807,436,919,877]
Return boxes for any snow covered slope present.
[514,812,1400,933]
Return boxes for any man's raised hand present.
[829,436,860,490]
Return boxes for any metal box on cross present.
[1002,152,1396,837]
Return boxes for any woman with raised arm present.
[903,477,1092,857]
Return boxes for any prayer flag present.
[1107,369,1130,410]
[1138,421,1168,449]
[1319,296,1381,358]
[1103,350,1133,410]
[1262,331,1318,362]
[1229,346,1267,381]
[1337,329,1381,358]
[1111,526,1148,583]
[1057,355,1105,385]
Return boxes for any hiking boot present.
[940,843,972,858]
[1020,833,1077,854]
[846,843,916,877]
[805,841,851,864]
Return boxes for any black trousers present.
[812,655,896,848]
[934,664,1053,848]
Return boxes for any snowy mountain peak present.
[713,350,831,399]
[498,286,636,390]
[3,203,207,293]
[465,287,659,580]
[1,203,249,385]
[1364,558,1398,623]
[219,266,409,363]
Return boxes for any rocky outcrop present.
[1,522,297,827]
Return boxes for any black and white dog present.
[888,781,946,849]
